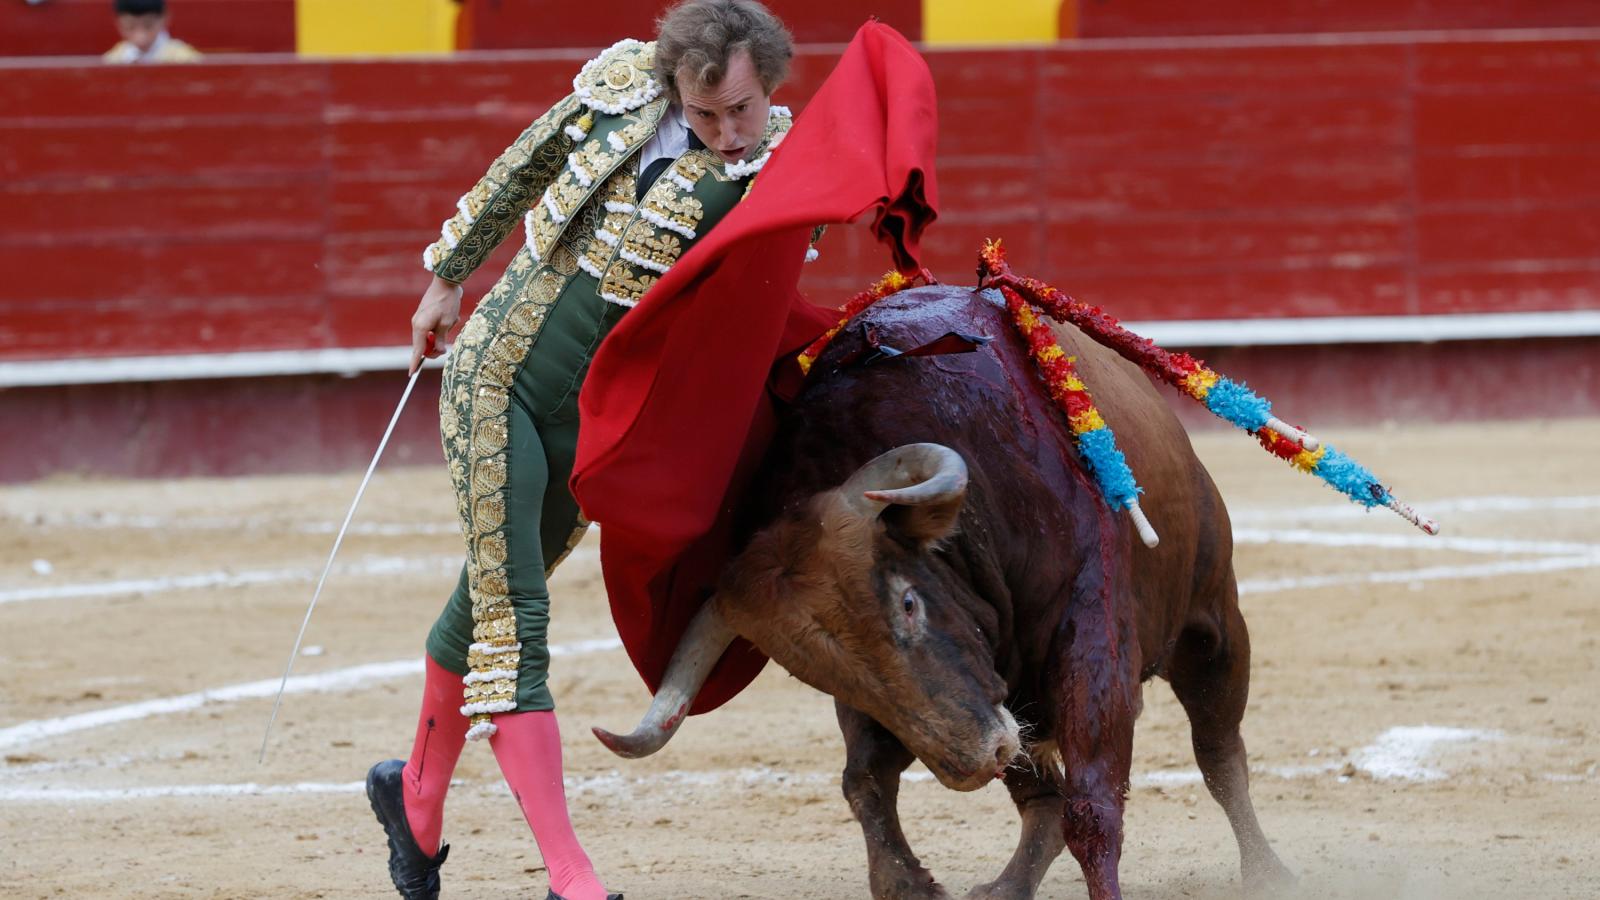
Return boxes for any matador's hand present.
[410,275,463,375]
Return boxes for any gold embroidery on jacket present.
[546,242,581,277]
[577,166,640,280]
[644,178,706,236]
[424,95,583,282]
[596,153,710,305]
[601,259,658,303]
[524,104,664,265]
[573,40,661,115]
[458,182,493,222]
[439,264,564,738]
[545,514,592,578]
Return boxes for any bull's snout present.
[990,704,1023,780]
[930,704,1023,791]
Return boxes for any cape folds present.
[570,21,940,713]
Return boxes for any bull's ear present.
[883,491,965,548]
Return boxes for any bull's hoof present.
[1242,854,1297,898]
[882,883,952,900]
[963,876,1034,900]
[870,866,953,900]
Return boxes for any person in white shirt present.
[103,0,202,65]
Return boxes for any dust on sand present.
[1,419,1597,898]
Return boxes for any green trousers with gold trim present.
[426,262,626,714]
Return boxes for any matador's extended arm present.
[422,93,591,283]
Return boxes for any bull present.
[596,284,1295,900]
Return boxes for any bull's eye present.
[902,588,917,614]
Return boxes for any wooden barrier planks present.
[923,35,1600,320]
[3,31,1599,364]
[1072,0,1600,39]
[455,0,921,49]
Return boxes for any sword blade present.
[258,364,427,763]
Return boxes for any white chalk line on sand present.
[0,781,370,802]
[0,546,599,606]
[1236,552,1600,596]
[1229,493,1600,525]
[14,493,1599,536]
[5,516,1588,609]
[1353,725,1503,781]
[0,638,623,754]
[9,510,462,537]
[1231,528,1600,557]
[0,493,1588,791]
[0,726,1527,803]
[4,492,1591,608]
[0,554,463,606]
[6,540,1589,609]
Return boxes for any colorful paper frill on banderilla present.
[1000,284,1160,547]
[977,239,1439,538]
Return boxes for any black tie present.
[636,128,706,201]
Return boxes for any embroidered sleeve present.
[422,93,590,282]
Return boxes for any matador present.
[364,3,812,899]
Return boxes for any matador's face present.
[679,49,773,164]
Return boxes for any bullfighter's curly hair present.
[655,0,794,101]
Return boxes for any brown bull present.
[597,284,1295,900]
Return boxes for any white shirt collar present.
[137,30,173,62]
[638,103,693,172]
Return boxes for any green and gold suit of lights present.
[419,38,797,740]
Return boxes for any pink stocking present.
[490,710,609,900]
[401,654,469,857]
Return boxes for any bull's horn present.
[840,443,969,519]
[592,601,735,759]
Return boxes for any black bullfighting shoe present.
[545,891,624,900]
[366,758,449,899]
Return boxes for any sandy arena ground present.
[2,418,1598,899]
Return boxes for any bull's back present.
[812,286,1234,654]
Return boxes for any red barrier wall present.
[5,32,1597,363]
[3,31,1599,479]
[6,336,1596,482]
[1071,1,1600,38]
[458,0,919,49]
[907,36,1600,322]
[0,0,295,57]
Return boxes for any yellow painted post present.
[296,0,459,56]
[923,0,1063,45]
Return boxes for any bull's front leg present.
[965,752,1066,900]
[1054,532,1141,900]
[837,702,952,900]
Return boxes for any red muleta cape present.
[570,21,939,714]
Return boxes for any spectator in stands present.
[103,0,201,64]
